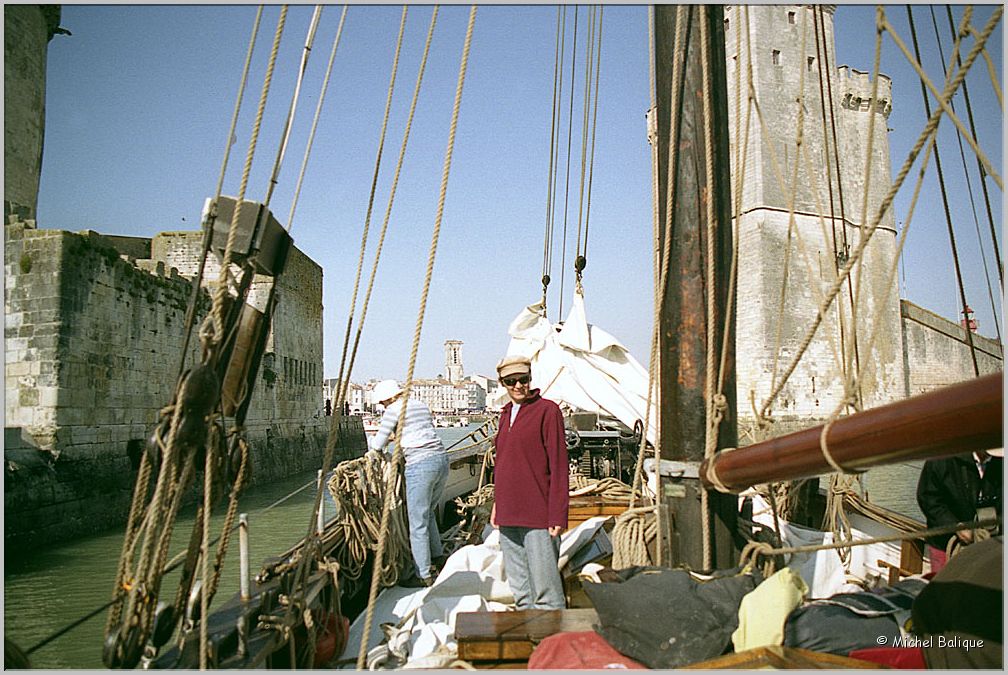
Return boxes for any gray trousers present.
[499,526,565,610]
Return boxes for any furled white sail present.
[499,289,657,445]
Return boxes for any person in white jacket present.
[369,379,449,585]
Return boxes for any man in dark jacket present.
[491,355,568,609]
[916,449,1002,570]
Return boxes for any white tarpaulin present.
[499,290,657,445]
[339,517,611,669]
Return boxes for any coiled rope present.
[325,451,412,586]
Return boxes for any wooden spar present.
[654,5,739,570]
[700,371,1004,493]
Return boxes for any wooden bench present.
[455,608,599,664]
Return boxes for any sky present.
[35,4,1003,384]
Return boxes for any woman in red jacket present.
[490,355,568,609]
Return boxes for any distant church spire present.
[444,340,463,384]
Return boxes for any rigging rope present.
[286,5,350,231]
[174,6,264,384]
[333,5,439,418]
[906,5,979,377]
[739,516,1002,578]
[882,12,1003,192]
[289,6,441,662]
[573,6,602,289]
[331,6,408,408]
[264,5,323,207]
[210,7,288,344]
[945,5,1002,292]
[357,6,477,668]
[628,6,659,515]
[579,7,603,283]
[557,6,579,322]
[930,5,1002,344]
[812,7,858,396]
[541,6,564,308]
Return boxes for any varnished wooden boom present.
[700,372,1003,492]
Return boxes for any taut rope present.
[357,6,477,668]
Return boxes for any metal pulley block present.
[185,579,205,625]
[103,623,144,669]
[103,581,151,669]
[202,195,291,277]
[150,601,177,648]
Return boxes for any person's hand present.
[490,503,497,528]
[548,525,562,537]
[957,528,975,544]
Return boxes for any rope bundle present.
[326,451,412,587]
[611,506,658,569]
[569,475,641,503]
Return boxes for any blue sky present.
[36,4,1003,383]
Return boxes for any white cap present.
[372,379,402,405]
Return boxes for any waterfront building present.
[468,373,502,410]
[322,378,364,414]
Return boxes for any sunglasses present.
[501,374,530,387]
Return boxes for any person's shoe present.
[421,576,434,587]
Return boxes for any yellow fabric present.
[732,567,808,651]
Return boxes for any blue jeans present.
[404,453,449,579]
[499,526,565,609]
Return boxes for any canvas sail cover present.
[498,290,657,445]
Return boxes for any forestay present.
[499,289,657,445]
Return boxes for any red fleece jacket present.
[493,390,569,529]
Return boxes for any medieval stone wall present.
[900,300,1003,394]
[4,221,360,549]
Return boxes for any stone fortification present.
[726,5,907,436]
[4,220,363,549]
[900,300,1003,394]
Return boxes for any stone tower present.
[725,5,904,433]
[4,5,66,220]
[444,339,463,384]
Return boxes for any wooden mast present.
[653,5,739,571]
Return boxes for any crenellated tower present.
[724,4,904,434]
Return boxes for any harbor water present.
[4,425,479,669]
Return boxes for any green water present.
[5,426,480,669]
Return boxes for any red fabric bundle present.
[848,646,926,669]
[527,631,647,670]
